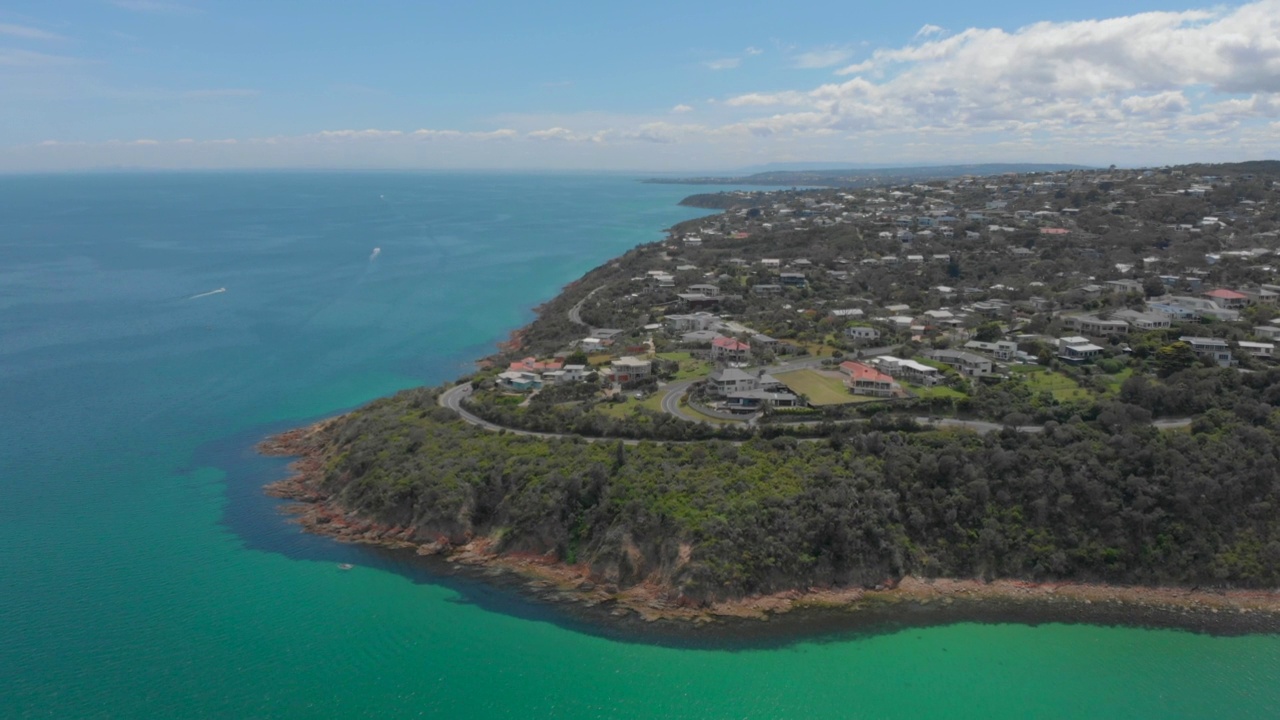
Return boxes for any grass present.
[1101,367,1134,395]
[595,390,668,418]
[1019,368,1093,402]
[775,369,877,406]
[906,383,967,400]
[656,351,714,381]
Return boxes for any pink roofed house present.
[840,361,897,398]
[1204,288,1248,309]
[711,336,751,362]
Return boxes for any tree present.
[1154,341,1198,377]
[1142,276,1166,298]
[974,322,1004,343]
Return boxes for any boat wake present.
[189,287,227,300]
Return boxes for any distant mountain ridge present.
[645,163,1093,188]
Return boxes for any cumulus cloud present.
[915,24,945,39]
[704,57,740,70]
[726,1,1280,142]
[671,104,693,113]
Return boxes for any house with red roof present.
[840,361,897,398]
[1203,288,1248,309]
[711,336,751,363]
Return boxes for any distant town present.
[464,160,1280,433]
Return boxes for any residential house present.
[964,340,1018,361]
[1253,326,1280,341]
[1239,287,1279,305]
[687,284,720,296]
[724,390,803,410]
[497,371,542,392]
[846,326,881,342]
[708,367,758,396]
[779,272,808,287]
[752,284,783,295]
[608,356,652,384]
[665,312,719,333]
[1113,309,1172,330]
[1057,336,1104,362]
[872,356,941,386]
[840,361,897,398]
[1180,336,1233,366]
[1064,314,1129,336]
[711,336,751,363]
[542,364,588,384]
[928,349,995,377]
[1203,289,1248,309]
[1238,341,1275,359]
[1104,279,1144,294]
[680,330,724,345]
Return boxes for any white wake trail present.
[188,287,227,300]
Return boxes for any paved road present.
[568,286,604,327]
[441,373,1193,441]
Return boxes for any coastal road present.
[568,286,604,327]
[440,378,1193,442]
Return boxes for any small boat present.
[338,563,354,571]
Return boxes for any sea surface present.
[1,172,1278,719]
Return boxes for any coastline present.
[260,422,1280,637]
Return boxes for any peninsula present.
[265,161,1280,631]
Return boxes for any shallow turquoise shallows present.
[2,172,1277,719]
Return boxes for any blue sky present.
[1,0,1277,171]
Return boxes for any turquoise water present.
[2,172,1278,719]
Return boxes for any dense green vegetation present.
[313,385,1280,602]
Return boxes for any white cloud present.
[0,23,65,41]
[671,104,693,114]
[792,47,853,69]
[723,1,1280,141]
[915,24,945,39]
[704,57,740,70]
[744,46,763,56]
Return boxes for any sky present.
[1,0,1278,172]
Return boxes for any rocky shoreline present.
[260,422,1280,639]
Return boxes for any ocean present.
[1,171,1277,719]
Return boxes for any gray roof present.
[710,367,756,383]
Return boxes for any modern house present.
[928,349,995,377]
[964,340,1019,361]
[779,272,808,287]
[846,326,880,342]
[1238,341,1275,359]
[1179,336,1233,366]
[708,367,759,396]
[1057,336,1104,362]
[608,356,652,383]
[872,356,941,386]
[497,371,542,392]
[1113,309,1172,330]
[1063,314,1129,336]
[665,312,719,333]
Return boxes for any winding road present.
[440,375,1195,442]
[568,286,604,327]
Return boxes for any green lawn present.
[1019,367,1093,402]
[656,352,714,381]
[775,369,877,406]
[1102,367,1134,395]
[596,390,668,418]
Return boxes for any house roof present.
[712,336,751,351]
[710,367,755,382]
[841,361,895,384]
[1205,289,1247,300]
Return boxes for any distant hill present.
[645,163,1093,188]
